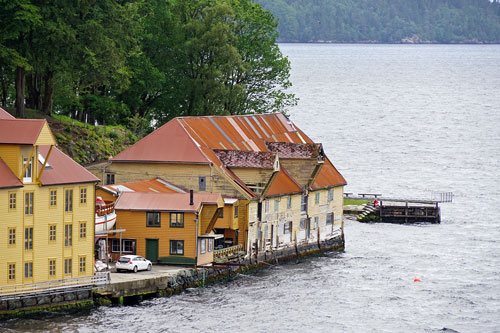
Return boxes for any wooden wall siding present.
[34,123,56,146]
[114,210,197,259]
[85,161,109,182]
[280,159,318,187]
[214,205,235,230]
[230,168,274,189]
[197,239,214,265]
[199,205,218,235]
[0,144,20,176]
[237,201,249,247]
[0,183,95,286]
[95,188,116,202]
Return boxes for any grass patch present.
[344,199,372,205]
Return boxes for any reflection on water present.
[2,44,500,332]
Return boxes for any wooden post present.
[249,242,252,264]
[294,230,298,259]
[341,219,345,244]
[254,240,258,262]
[405,201,409,223]
[317,227,321,249]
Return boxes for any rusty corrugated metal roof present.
[101,178,186,195]
[0,107,15,119]
[39,146,99,186]
[312,157,347,190]
[0,119,46,144]
[213,149,275,169]
[112,113,346,194]
[115,192,221,212]
[265,167,302,197]
[111,120,209,163]
[0,157,23,188]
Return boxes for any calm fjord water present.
[3,44,500,332]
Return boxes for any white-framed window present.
[315,192,320,204]
[287,196,292,209]
[284,221,292,234]
[200,239,206,254]
[50,190,57,207]
[265,200,269,213]
[23,157,33,182]
[274,199,279,212]
[234,205,239,218]
[208,238,213,252]
[111,239,136,253]
[301,195,307,212]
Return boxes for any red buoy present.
[414,278,421,282]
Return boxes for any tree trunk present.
[26,72,42,110]
[42,71,54,115]
[15,66,26,118]
[0,74,7,108]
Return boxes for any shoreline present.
[0,234,344,318]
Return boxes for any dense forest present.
[256,0,500,43]
[0,0,295,134]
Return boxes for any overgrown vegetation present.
[0,0,296,132]
[4,107,137,164]
[256,0,500,43]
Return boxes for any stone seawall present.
[94,235,344,305]
[0,290,93,318]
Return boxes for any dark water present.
[3,44,500,332]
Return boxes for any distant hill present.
[255,0,500,43]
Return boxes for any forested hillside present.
[0,0,295,134]
[256,0,500,43]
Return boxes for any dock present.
[344,192,452,224]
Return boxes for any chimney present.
[189,190,194,206]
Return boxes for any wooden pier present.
[344,192,452,224]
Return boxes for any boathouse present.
[96,114,346,256]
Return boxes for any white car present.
[115,255,152,273]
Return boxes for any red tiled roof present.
[265,142,321,159]
[0,119,46,144]
[39,146,99,185]
[100,177,186,194]
[0,158,23,189]
[0,107,15,119]
[115,192,221,212]
[266,167,302,197]
[111,120,209,163]
[213,149,275,169]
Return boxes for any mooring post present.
[249,242,252,264]
[294,230,298,258]
[255,240,258,262]
[341,219,345,244]
[317,227,321,249]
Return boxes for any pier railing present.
[214,244,244,260]
[0,272,110,300]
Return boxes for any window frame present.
[65,189,73,213]
[328,189,334,202]
[24,261,33,279]
[49,259,56,277]
[80,222,86,239]
[200,239,206,254]
[208,238,214,252]
[234,205,239,218]
[9,192,16,210]
[79,256,86,273]
[170,240,184,255]
[8,228,16,246]
[25,227,33,251]
[326,213,333,225]
[49,225,56,242]
[106,173,115,185]
[284,221,292,234]
[287,196,292,210]
[8,263,15,281]
[315,192,320,204]
[80,187,87,205]
[24,191,34,215]
[170,212,184,228]
[274,199,279,212]
[265,200,269,213]
[49,189,57,207]
[64,258,72,275]
[301,194,308,212]
[146,212,161,227]
[23,157,33,182]
[198,176,206,191]
[64,224,73,247]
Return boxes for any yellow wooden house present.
[0,108,98,288]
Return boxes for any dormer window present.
[23,157,33,182]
